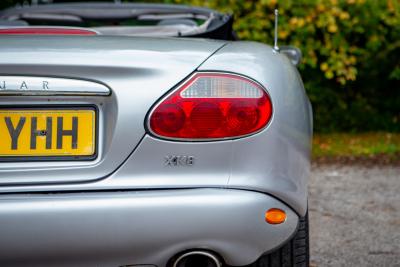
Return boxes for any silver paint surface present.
[199,42,312,216]
[0,189,298,267]
[0,35,224,184]
[0,36,312,265]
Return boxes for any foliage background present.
[164,0,400,133]
[1,0,399,133]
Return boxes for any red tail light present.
[148,72,273,140]
[0,27,98,35]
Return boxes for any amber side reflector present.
[265,208,286,224]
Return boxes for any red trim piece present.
[0,28,98,35]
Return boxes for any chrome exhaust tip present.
[172,251,222,267]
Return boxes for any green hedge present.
[164,0,400,132]
[2,0,399,132]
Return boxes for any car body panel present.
[0,38,310,216]
[0,13,312,264]
[0,35,225,185]
[0,188,298,267]
[199,42,312,216]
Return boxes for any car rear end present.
[0,3,312,267]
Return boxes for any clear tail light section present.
[148,72,272,140]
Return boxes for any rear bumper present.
[0,188,298,267]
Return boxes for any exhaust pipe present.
[172,251,222,267]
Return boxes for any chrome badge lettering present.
[0,76,110,96]
[165,156,195,166]
[0,79,49,91]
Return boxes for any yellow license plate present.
[0,108,96,159]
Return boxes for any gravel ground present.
[309,164,400,267]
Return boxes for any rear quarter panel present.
[199,42,312,216]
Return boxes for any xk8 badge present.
[164,155,195,166]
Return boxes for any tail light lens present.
[148,72,272,140]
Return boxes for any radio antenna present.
[273,9,280,52]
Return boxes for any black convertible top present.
[0,2,236,40]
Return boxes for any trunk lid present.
[0,35,225,185]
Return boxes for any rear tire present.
[251,212,309,267]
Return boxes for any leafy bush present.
[165,0,400,132]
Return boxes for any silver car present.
[0,2,312,267]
